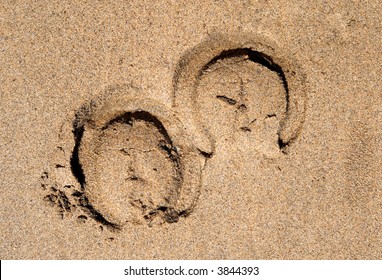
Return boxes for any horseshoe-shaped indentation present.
[173,33,307,152]
[74,94,209,227]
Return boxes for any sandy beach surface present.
[1,0,381,259]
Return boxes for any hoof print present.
[174,33,307,156]
[75,97,206,228]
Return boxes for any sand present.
[1,0,381,259]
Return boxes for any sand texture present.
[1,0,382,259]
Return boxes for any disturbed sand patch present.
[41,91,210,229]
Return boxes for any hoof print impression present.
[174,34,307,156]
[42,94,208,229]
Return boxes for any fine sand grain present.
[1,0,381,259]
